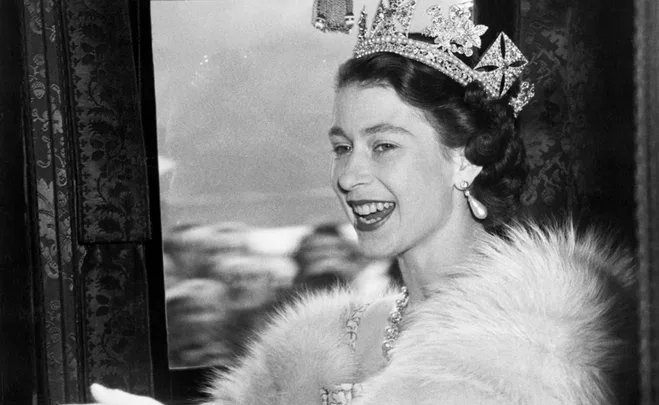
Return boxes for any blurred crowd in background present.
[163,221,403,368]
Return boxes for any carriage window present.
[151,0,471,369]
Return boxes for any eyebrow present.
[328,123,412,138]
[364,123,412,136]
[328,126,345,138]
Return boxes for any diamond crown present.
[353,0,533,112]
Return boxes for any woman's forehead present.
[332,86,425,130]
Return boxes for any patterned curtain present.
[19,0,158,402]
[480,0,636,240]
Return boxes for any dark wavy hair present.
[335,52,527,231]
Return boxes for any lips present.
[348,200,396,232]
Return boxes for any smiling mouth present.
[349,200,396,231]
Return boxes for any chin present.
[356,236,398,259]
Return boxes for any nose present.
[333,152,371,193]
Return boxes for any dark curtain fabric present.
[62,0,151,243]
[635,0,659,402]
[0,1,36,403]
[23,2,85,401]
[478,0,636,241]
[19,0,160,403]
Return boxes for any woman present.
[80,3,637,405]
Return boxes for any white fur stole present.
[203,223,636,405]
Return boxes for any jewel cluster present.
[353,0,533,110]
[382,286,409,361]
[320,384,364,405]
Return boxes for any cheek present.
[403,162,454,207]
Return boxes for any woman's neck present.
[396,218,486,304]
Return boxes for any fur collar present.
[203,223,637,405]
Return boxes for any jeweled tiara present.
[353,0,534,115]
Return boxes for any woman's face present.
[329,84,462,258]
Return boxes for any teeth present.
[351,202,394,216]
[358,216,380,224]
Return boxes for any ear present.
[452,150,483,186]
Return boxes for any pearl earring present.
[457,181,488,220]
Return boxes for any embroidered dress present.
[320,289,408,404]
[321,384,364,405]
[319,302,371,405]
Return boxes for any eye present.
[332,144,352,157]
[373,142,397,154]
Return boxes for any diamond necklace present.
[382,286,409,361]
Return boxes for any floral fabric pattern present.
[63,0,150,243]
[24,1,82,402]
[21,0,155,403]
[515,0,635,234]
